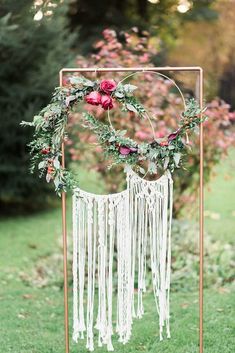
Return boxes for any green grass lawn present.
[0,158,234,353]
[205,150,235,243]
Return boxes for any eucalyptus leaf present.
[126,103,138,114]
[76,91,84,98]
[148,161,157,174]
[109,136,116,142]
[114,91,124,99]
[65,95,76,107]
[53,158,60,169]
[173,152,181,167]
[20,120,34,127]
[148,149,159,160]
[138,143,148,154]
[33,115,42,125]
[168,145,175,150]
[54,176,60,189]
[164,156,170,170]
[139,167,146,175]
[119,130,127,136]
[46,173,51,183]
[123,84,138,93]
[69,77,82,85]
[83,78,94,87]
[38,161,46,169]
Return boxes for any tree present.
[67,0,217,52]
[0,0,75,212]
[167,0,235,102]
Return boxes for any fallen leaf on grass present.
[217,287,231,294]
[204,210,221,220]
[17,313,26,319]
[22,294,33,300]
[216,308,224,312]
[224,174,233,180]
[180,303,189,309]
[189,326,199,331]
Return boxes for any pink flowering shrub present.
[67,29,235,215]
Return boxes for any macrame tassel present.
[72,168,173,351]
[73,189,130,351]
[86,199,96,351]
[96,199,107,347]
[116,194,133,345]
[106,200,115,351]
[78,198,86,339]
[126,166,173,341]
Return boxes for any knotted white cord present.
[126,166,172,341]
[72,167,173,351]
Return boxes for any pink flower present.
[135,131,151,141]
[100,95,113,110]
[119,146,137,155]
[100,79,117,94]
[159,140,169,147]
[139,53,149,63]
[85,91,101,105]
[102,29,116,41]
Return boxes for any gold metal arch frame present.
[59,67,204,353]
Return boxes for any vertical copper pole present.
[59,70,70,353]
[199,68,204,353]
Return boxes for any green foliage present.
[83,99,206,174]
[171,220,235,291]
[0,0,75,211]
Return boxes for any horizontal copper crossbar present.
[60,66,203,74]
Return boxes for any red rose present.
[101,95,113,110]
[85,91,101,105]
[100,79,117,94]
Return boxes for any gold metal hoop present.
[107,70,186,141]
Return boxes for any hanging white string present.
[72,167,173,351]
[126,166,173,340]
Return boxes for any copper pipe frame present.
[59,66,204,353]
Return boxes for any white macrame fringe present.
[72,167,173,351]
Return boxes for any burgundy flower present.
[119,146,138,155]
[101,94,113,110]
[85,91,101,105]
[100,79,117,94]
[41,148,50,155]
[168,128,181,142]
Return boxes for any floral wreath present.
[21,74,206,195]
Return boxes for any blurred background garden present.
[0,0,234,352]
